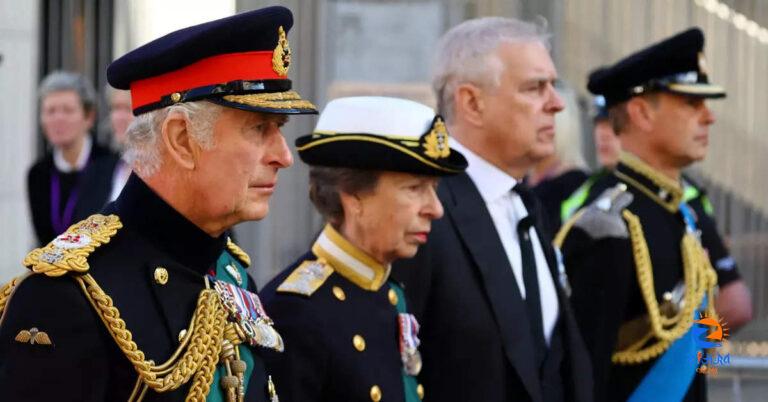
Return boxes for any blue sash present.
[627,202,704,402]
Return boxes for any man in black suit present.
[392,17,592,402]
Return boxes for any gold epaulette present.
[276,259,333,296]
[22,214,122,277]
[226,237,251,267]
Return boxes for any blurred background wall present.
[1,1,767,398]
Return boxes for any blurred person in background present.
[559,94,621,225]
[27,71,119,246]
[105,86,134,200]
[530,84,589,237]
[261,96,467,402]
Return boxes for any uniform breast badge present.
[398,313,422,375]
[208,276,284,352]
[14,327,52,346]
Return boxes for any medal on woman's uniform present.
[398,313,422,375]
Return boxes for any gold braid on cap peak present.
[222,91,316,110]
[611,210,718,365]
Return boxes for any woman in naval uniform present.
[260,96,467,402]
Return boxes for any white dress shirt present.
[451,140,560,344]
[53,136,92,173]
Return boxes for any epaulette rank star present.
[276,259,333,296]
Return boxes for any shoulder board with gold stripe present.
[226,237,251,267]
[23,214,122,277]
[276,259,333,296]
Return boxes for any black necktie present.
[513,184,547,364]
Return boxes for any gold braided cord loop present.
[76,274,226,399]
[0,275,27,321]
[612,210,718,365]
[226,238,251,267]
[23,214,122,277]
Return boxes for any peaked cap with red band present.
[107,6,317,116]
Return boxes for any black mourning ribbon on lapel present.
[513,183,547,368]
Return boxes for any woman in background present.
[27,71,119,245]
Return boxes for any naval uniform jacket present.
[391,172,593,402]
[27,141,120,246]
[0,174,275,401]
[558,154,719,402]
[261,224,423,402]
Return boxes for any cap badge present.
[272,26,291,77]
[697,52,709,76]
[422,117,450,159]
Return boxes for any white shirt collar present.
[53,136,92,173]
[450,140,518,203]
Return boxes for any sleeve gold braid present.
[75,274,226,400]
[612,210,718,365]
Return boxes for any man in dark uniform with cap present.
[0,6,316,401]
[555,28,740,401]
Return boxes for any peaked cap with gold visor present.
[107,6,317,116]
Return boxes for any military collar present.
[311,224,391,291]
[614,152,683,213]
[113,174,227,276]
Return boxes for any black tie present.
[513,184,547,365]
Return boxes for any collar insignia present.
[272,26,291,77]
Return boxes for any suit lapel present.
[443,174,543,402]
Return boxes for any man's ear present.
[626,96,656,133]
[161,110,199,171]
[454,83,486,127]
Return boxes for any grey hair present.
[433,16,551,123]
[124,101,223,177]
[38,70,97,113]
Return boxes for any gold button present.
[154,267,169,285]
[353,334,366,352]
[332,286,346,301]
[170,92,182,102]
[178,329,187,342]
[388,289,398,306]
[369,385,382,401]
[417,384,424,400]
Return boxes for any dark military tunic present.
[559,154,723,402]
[261,224,423,402]
[0,174,275,401]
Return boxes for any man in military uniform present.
[0,6,316,401]
[556,28,745,401]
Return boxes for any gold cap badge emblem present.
[697,52,708,76]
[272,26,291,77]
[422,117,450,160]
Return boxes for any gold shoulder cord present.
[0,214,241,402]
[612,210,718,365]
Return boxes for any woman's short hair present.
[309,166,380,227]
[38,70,97,113]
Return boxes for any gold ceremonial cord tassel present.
[76,273,226,401]
[612,210,718,365]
